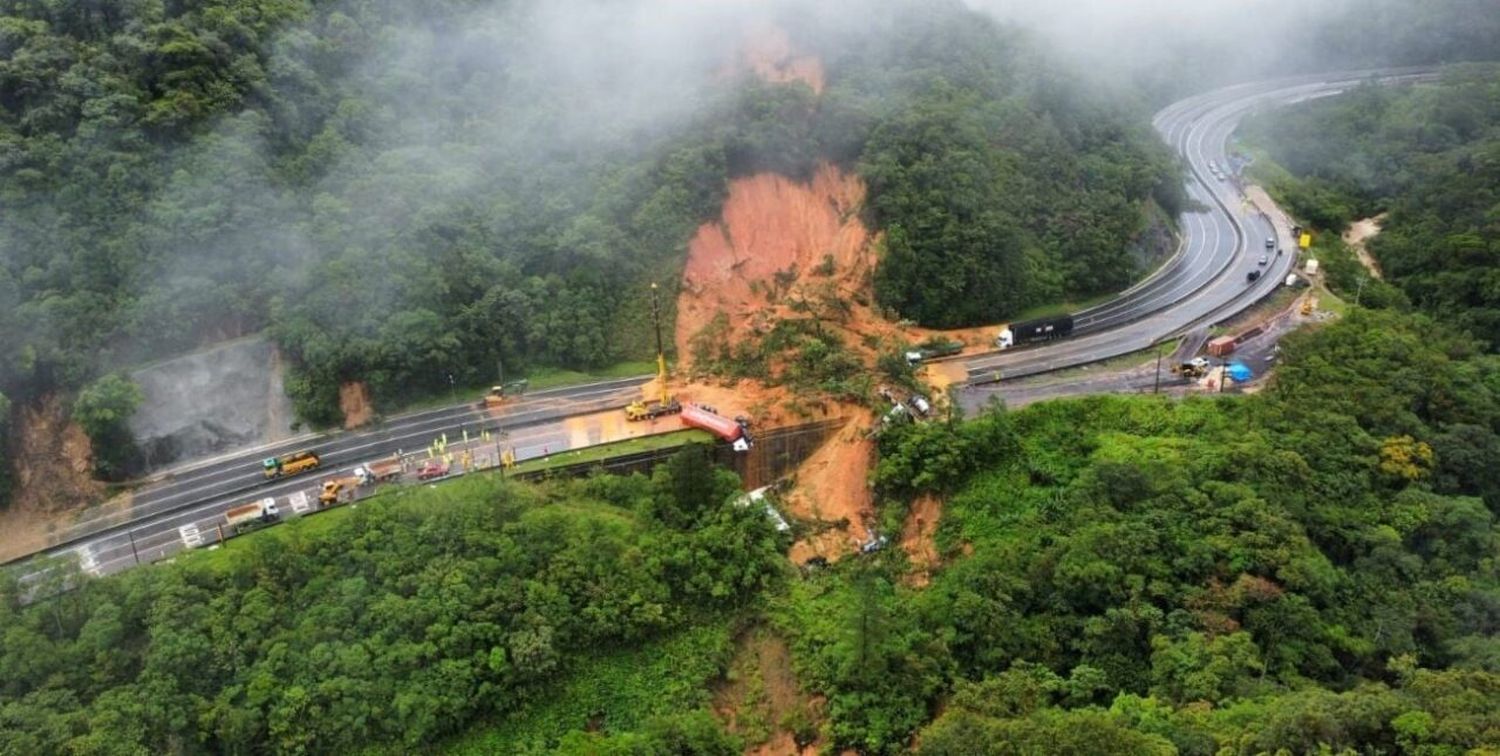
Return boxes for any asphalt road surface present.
[9,69,1433,583]
[11,376,650,578]
[958,69,1434,386]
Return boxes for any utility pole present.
[127,529,140,565]
[650,282,668,406]
[1153,342,1164,394]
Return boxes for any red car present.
[417,459,450,481]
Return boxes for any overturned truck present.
[680,404,753,452]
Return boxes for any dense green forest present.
[1241,65,1500,346]
[776,308,1500,753]
[824,13,1183,328]
[6,308,1500,753]
[0,445,782,752]
[0,0,1180,444]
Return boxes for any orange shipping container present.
[1207,336,1237,357]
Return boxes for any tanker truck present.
[681,404,752,452]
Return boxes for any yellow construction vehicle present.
[318,475,362,507]
[478,379,528,409]
[1172,357,1212,380]
[626,282,682,422]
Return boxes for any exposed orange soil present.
[741,25,825,95]
[672,30,1000,567]
[675,165,995,383]
[339,381,373,429]
[0,395,108,561]
[780,420,874,562]
[900,494,945,587]
[676,163,872,359]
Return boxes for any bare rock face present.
[128,337,296,470]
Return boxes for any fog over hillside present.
[965,0,1499,97]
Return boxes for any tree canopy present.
[0,447,784,753]
[772,308,1500,753]
[1242,65,1500,347]
[0,0,1182,432]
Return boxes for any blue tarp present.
[1227,362,1254,382]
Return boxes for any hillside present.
[0,0,1178,502]
[1240,64,1500,347]
[5,309,1500,753]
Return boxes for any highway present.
[9,376,651,578]
[7,69,1433,584]
[959,69,1435,386]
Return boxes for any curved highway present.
[7,69,1436,584]
[961,69,1435,384]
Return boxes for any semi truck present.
[262,450,320,479]
[681,404,752,452]
[226,498,279,533]
[996,315,1074,349]
[626,397,682,421]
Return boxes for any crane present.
[625,282,682,421]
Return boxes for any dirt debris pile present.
[667,27,998,566]
[340,381,374,429]
[900,494,945,587]
[1,395,109,561]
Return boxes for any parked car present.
[417,459,451,481]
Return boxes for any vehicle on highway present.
[1209,160,1218,171]
[357,456,403,484]
[225,498,279,534]
[1247,270,1262,283]
[1265,237,1275,249]
[417,459,451,481]
[318,476,363,507]
[997,315,1075,349]
[1258,255,1268,266]
[263,450,320,479]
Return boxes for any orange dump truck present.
[359,457,403,483]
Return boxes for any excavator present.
[626,282,682,422]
